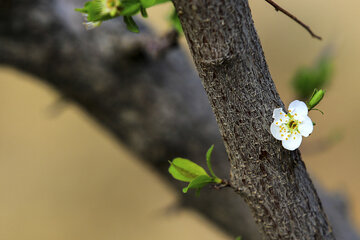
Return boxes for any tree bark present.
[0,0,359,239]
[172,0,335,239]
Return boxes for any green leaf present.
[205,145,216,177]
[235,237,242,240]
[205,145,221,183]
[154,0,170,5]
[168,158,208,182]
[206,145,215,176]
[123,16,139,33]
[140,0,155,8]
[140,7,148,18]
[169,9,183,34]
[121,2,141,16]
[292,55,333,100]
[141,0,169,8]
[182,175,214,193]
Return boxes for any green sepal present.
[123,16,140,33]
[182,175,214,193]
[87,0,107,21]
[168,158,209,182]
[75,1,92,13]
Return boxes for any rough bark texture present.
[172,0,334,239]
[0,0,359,239]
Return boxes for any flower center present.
[288,120,298,129]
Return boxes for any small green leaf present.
[168,158,209,182]
[140,7,148,18]
[140,0,155,8]
[205,145,222,183]
[141,0,169,8]
[206,145,216,177]
[169,9,183,34]
[121,3,141,16]
[235,237,242,240]
[123,16,139,33]
[182,175,214,193]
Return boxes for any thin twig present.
[213,179,232,190]
[265,0,322,40]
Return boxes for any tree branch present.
[265,0,322,40]
[172,0,330,238]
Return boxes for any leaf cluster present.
[76,0,170,32]
[168,145,222,195]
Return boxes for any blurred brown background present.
[0,0,359,239]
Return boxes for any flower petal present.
[273,108,285,119]
[298,116,313,137]
[288,100,308,119]
[270,122,285,140]
[272,108,289,126]
[282,133,302,151]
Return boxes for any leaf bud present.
[308,89,325,110]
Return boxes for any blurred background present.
[1,0,360,239]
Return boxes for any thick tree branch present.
[172,0,331,238]
[0,0,358,239]
[265,0,322,40]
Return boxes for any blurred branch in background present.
[0,0,358,239]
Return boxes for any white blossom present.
[270,100,313,151]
